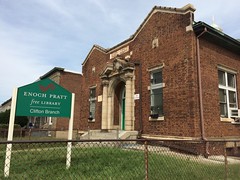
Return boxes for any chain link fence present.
[0,139,240,179]
[0,128,79,141]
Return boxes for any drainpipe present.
[133,62,143,137]
[196,27,210,157]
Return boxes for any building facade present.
[73,4,240,154]
[78,4,240,137]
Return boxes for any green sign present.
[16,78,72,117]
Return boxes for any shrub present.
[0,124,21,129]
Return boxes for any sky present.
[0,0,240,104]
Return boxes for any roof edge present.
[107,4,196,53]
[39,67,82,79]
[1,98,11,106]
[82,44,108,66]
[40,67,82,80]
[82,4,195,64]
[193,21,240,53]
[40,67,65,80]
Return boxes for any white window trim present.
[148,83,165,90]
[151,83,165,89]
[89,87,96,122]
[89,84,97,89]
[149,67,164,121]
[217,65,237,75]
[218,68,238,119]
[148,63,165,72]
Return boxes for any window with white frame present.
[89,88,96,120]
[150,70,164,117]
[218,69,238,118]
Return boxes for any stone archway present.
[100,57,135,131]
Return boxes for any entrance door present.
[121,89,126,130]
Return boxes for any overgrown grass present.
[0,143,239,179]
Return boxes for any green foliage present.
[0,110,28,127]
[0,110,9,124]
[0,124,21,129]
[15,116,28,127]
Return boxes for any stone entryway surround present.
[100,57,135,131]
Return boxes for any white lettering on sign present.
[29,109,60,115]
[45,109,60,115]
[30,99,40,105]
[23,91,68,100]
[41,101,61,106]
[30,109,44,114]
[24,92,47,98]
[110,46,129,59]
[49,94,67,99]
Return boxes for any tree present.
[0,110,28,127]
[0,110,10,124]
[15,116,29,127]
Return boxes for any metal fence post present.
[20,128,22,139]
[144,140,149,180]
[88,126,90,140]
[28,129,31,140]
[77,128,80,140]
[116,128,119,139]
[224,142,228,180]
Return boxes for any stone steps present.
[80,130,138,140]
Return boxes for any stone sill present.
[220,117,240,125]
[149,116,164,121]
[88,119,95,123]
[231,122,240,125]
[220,117,233,122]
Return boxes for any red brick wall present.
[129,11,200,137]
[199,38,240,137]
[81,48,108,130]
[54,72,82,130]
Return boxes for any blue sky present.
[0,0,240,104]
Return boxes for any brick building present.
[35,67,82,138]
[71,4,240,154]
[3,4,240,154]
[0,99,11,113]
[78,3,240,134]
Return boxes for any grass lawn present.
[0,143,239,179]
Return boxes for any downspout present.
[133,62,143,137]
[196,27,210,157]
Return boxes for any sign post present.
[4,78,74,177]
[4,88,18,177]
[66,93,75,169]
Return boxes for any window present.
[218,69,237,118]
[89,88,96,120]
[150,70,164,118]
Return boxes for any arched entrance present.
[100,56,135,131]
